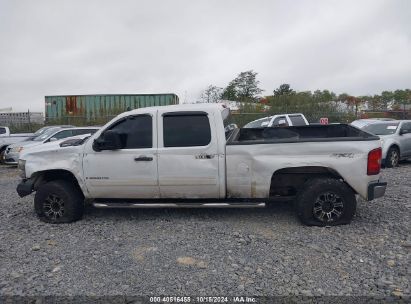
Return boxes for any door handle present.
[195,153,216,159]
[134,156,153,161]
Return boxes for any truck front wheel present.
[34,180,84,223]
[295,178,356,226]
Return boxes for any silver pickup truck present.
[16,104,386,226]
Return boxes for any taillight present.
[367,148,382,175]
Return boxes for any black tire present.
[34,180,84,223]
[385,146,400,168]
[0,147,6,164]
[295,178,356,226]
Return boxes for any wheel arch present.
[0,144,8,152]
[269,166,351,198]
[388,144,400,154]
[32,169,85,198]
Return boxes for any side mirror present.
[49,137,58,142]
[400,129,409,135]
[224,123,238,132]
[93,130,123,151]
[277,119,287,127]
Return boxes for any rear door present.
[157,110,220,198]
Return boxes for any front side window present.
[401,122,411,133]
[108,115,152,149]
[163,113,211,147]
[0,127,6,135]
[272,116,288,127]
[243,117,271,128]
[52,130,74,140]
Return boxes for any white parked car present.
[4,127,99,165]
[0,126,35,158]
[17,104,386,226]
[243,113,309,128]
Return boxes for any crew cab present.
[17,104,386,226]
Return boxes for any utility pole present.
[27,109,31,131]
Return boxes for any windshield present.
[244,117,272,128]
[32,128,60,141]
[363,123,399,135]
[33,126,50,136]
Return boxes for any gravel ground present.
[0,163,410,299]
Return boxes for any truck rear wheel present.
[295,178,356,226]
[34,180,84,223]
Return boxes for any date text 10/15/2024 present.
[149,296,257,303]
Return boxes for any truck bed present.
[227,124,378,145]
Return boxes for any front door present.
[83,113,159,198]
[400,122,411,157]
[157,110,221,198]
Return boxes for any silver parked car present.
[358,120,411,167]
[4,127,99,165]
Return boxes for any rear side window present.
[163,113,211,147]
[0,127,6,134]
[108,115,152,148]
[289,115,307,126]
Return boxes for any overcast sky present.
[0,0,410,112]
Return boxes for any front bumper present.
[367,180,387,201]
[16,179,34,197]
[3,151,19,165]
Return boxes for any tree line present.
[198,70,411,116]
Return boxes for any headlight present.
[12,146,24,152]
[18,159,26,178]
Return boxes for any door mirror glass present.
[93,130,123,151]
[224,123,238,132]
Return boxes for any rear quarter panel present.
[226,140,382,199]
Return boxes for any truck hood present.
[9,141,42,150]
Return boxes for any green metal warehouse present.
[45,93,179,123]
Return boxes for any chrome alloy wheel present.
[390,150,399,167]
[313,192,344,223]
[43,194,65,220]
